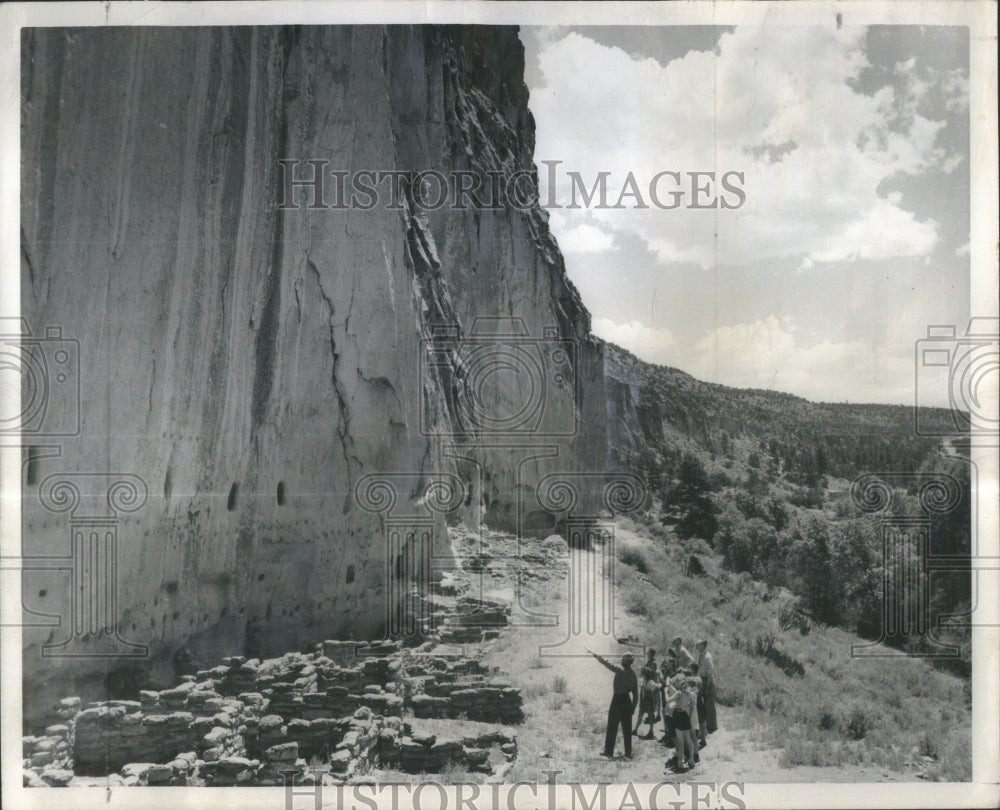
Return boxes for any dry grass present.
[473,522,971,783]
[609,521,972,780]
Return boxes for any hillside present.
[603,340,962,484]
[601,341,973,677]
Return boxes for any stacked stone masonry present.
[25,600,521,786]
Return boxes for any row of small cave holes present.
[23,455,288,510]
[35,563,358,602]
[32,477,357,607]
[36,566,358,631]
[225,481,286,511]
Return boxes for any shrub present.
[731,632,805,677]
[789,484,825,508]
[928,727,971,781]
[686,554,706,576]
[778,600,813,635]
[730,597,757,622]
[619,546,649,574]
[623,589,651,617]
[753,631,776,657]
[765,646,805,677]
[553,675,568,694]
[778,600,798,631]
[844,708,870,740]
[546,693,570,710]
[918,730,938,759]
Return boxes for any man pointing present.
[589,649,639,759]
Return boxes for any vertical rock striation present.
[20,26,607,723]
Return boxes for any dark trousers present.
[702,676,718,733]
[696,691,706,740]
[604,695,633,757]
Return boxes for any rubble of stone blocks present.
[403,653,524,724]
[377,723,518,775]
[411,593,513,645]
[71,702,196,775]
[22,705,76,788]
[433,597,510,644]
[450,528,570,586]
[409,677,524,723]
[22,610,523,787]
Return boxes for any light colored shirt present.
[698,650,715,679]
[666,687,695,715]
[672,644,696,671]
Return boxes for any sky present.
[520,25,970,406]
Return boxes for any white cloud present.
[807,199,941,263]
[532,27,955,270]
[592,318,677,366]
[942,69,970,113]
[687,315,921,404]
[595,312,947,406]
[556,221,615,254]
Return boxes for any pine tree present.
[661,453,718,541]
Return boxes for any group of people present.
[590,637,718,773]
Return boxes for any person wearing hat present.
[589,649,639,758]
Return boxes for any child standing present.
[635,664,661,738]
[663,675,697,772]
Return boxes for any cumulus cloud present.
[532,27,961,270]
[592,318,678,366]
[687,315,920,404]
[555,220,616,254]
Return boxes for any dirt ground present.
[475,526,913,785]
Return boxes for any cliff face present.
[20,25,606,722]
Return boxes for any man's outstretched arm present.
[588,649,618,672]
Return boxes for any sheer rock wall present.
[20,25,607,723]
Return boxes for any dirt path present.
[479,541,909,784]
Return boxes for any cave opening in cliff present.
[24,446,40,486]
